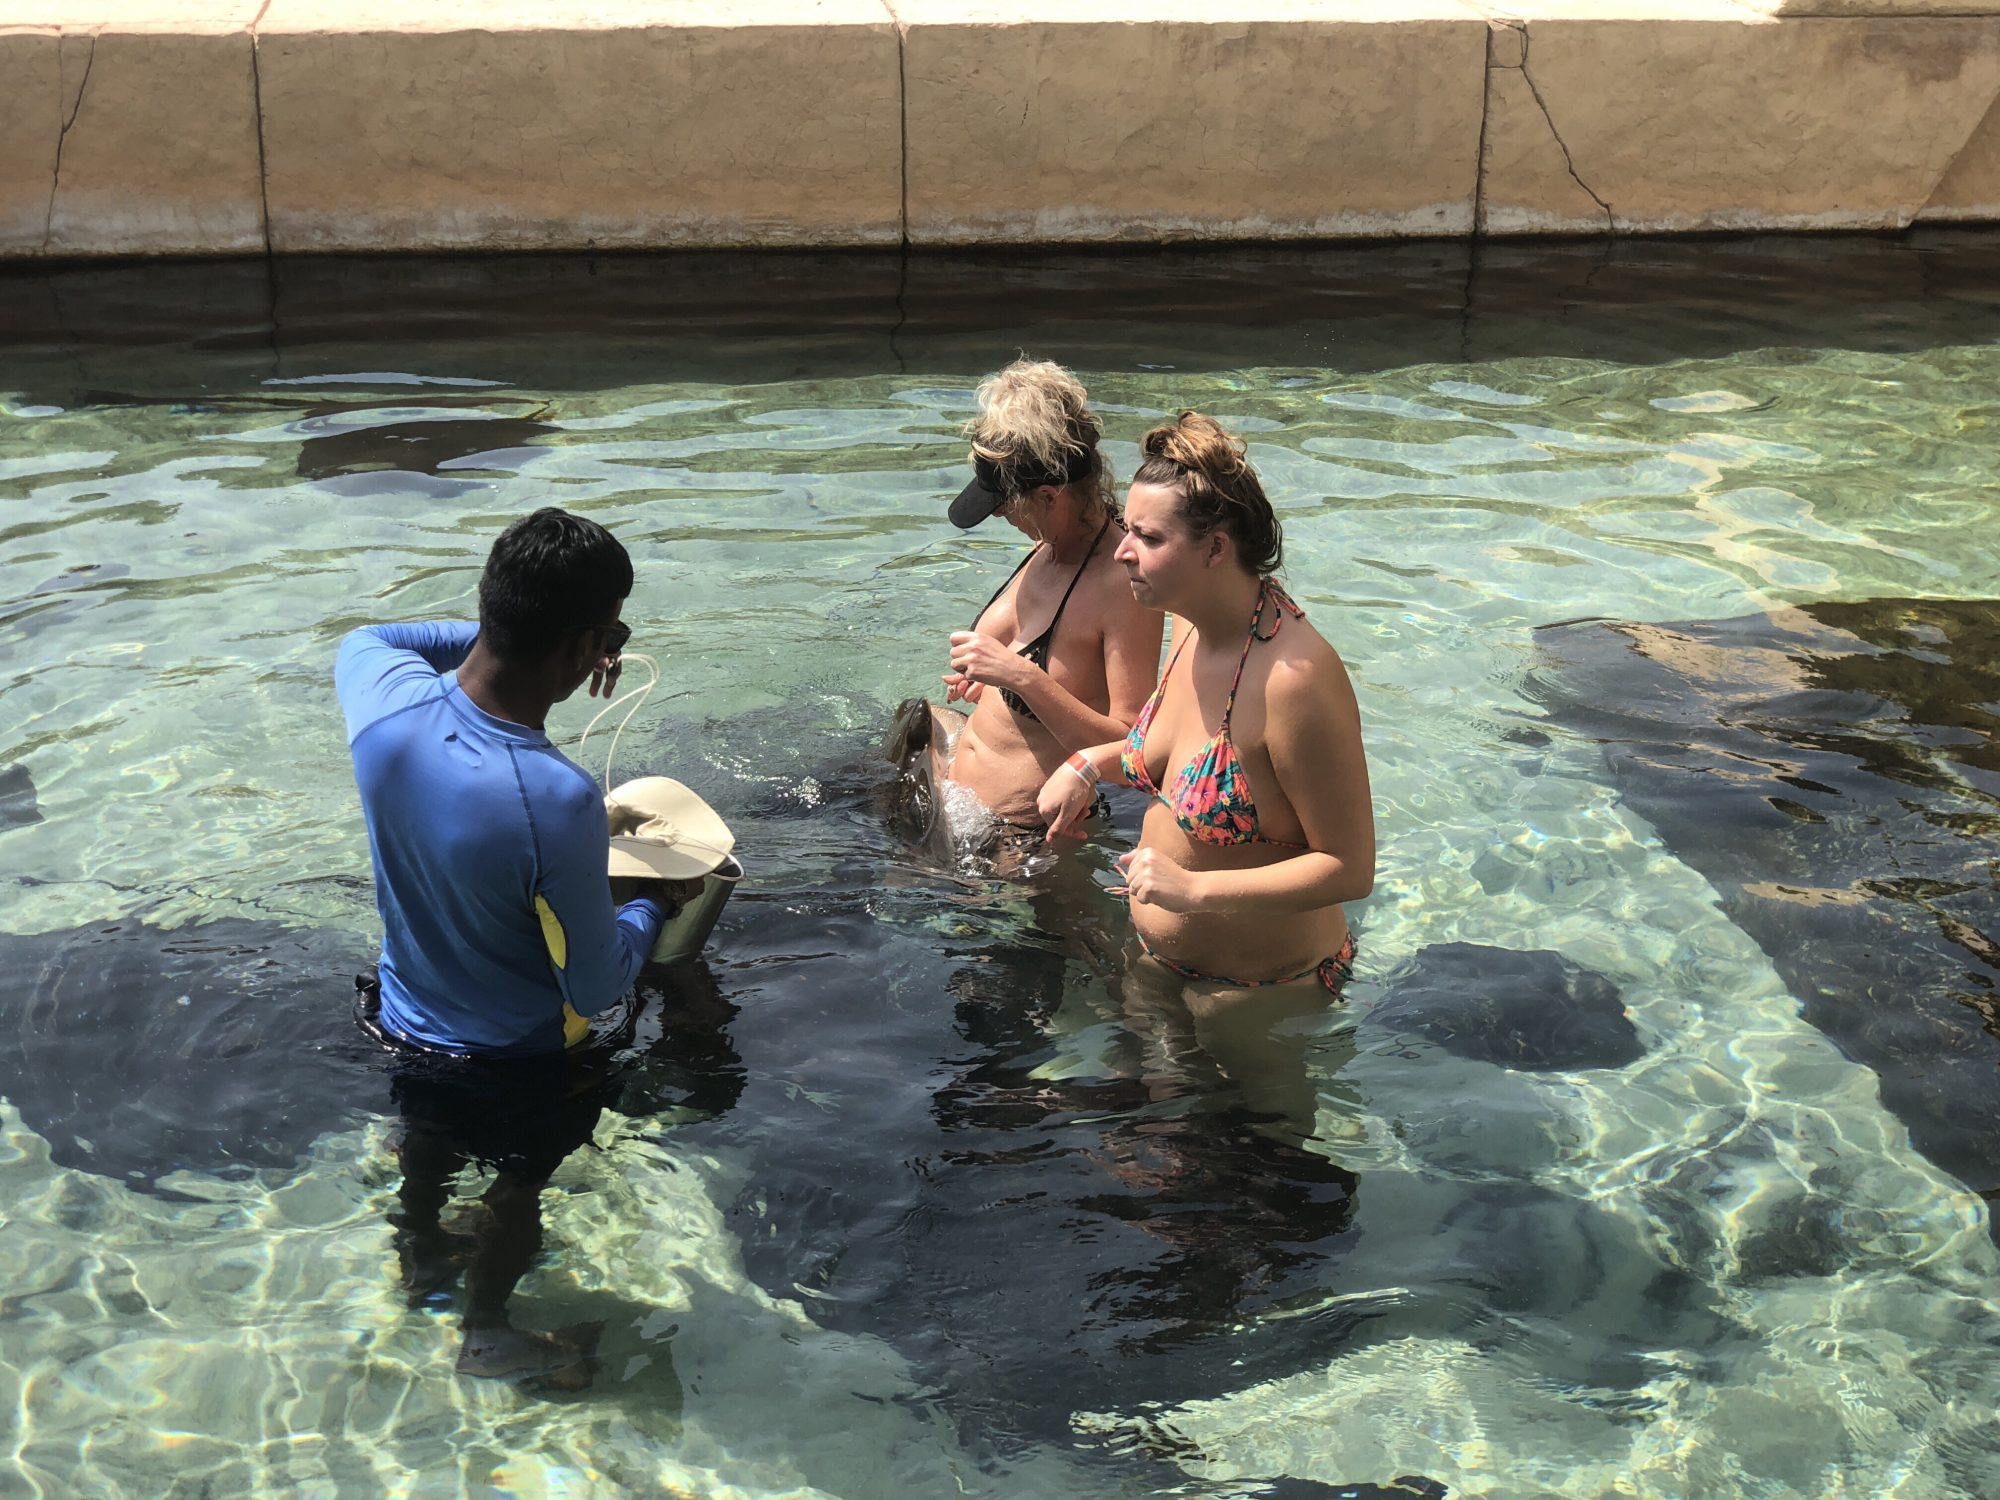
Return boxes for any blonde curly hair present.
[965,357,1114,517]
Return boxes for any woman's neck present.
[1039,500,1107,566]
[1175,568,1265,645]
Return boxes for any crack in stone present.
[250,0,276,257]
[1463,22,1499,361]
[43,31,98,253]
[883,0,910,365]
[882,0,909,250]
[1510,21,1615,236]
[1472,22,1498,238]
[1916,77,2000,221]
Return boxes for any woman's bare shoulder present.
[1266,618,1355,713]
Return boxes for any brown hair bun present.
[1132,411,1282,576]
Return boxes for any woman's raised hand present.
[942,669,985,704]
[947,631,1030,699]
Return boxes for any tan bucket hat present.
[606,777,736,882]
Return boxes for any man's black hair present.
[477,507,633,661]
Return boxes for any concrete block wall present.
[5,0,2000,257]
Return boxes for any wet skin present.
[1045,481,1375,986]
[945,484,1163,824]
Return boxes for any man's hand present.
[613,875,708,914]
[645,876,708,915]
[587,655,623,699]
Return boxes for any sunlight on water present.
[3,237,2000,1497]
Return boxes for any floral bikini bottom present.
[1135,929,1358,993]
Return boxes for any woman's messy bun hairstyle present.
[1132,412,1282,576]
[966,357,1114,517]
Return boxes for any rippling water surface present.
[3,235,1999,1498]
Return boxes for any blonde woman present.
[941,358,1164,828]
[1037,412,1374,993]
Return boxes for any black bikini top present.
[967,517,1112,722]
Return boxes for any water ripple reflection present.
[2,236,2000,1496]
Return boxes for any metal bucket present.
[646,855,742,965]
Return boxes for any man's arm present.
[334,621,480,741]
[530,771,668,1017]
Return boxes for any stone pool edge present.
[5,0,2000,258]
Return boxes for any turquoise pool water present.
[2,235,1999,1498]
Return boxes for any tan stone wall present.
[2,5,266,257]
[898,2,1488,244]
[5,0,2000,255]
[256,0,904,252]
[1474,6,2000,235]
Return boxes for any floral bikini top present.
[1121,580,1306,848]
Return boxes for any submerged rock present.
[1364,943,1643,1072]
[1530,597,2000,1205]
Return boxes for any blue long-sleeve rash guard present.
[335,621,665,1056]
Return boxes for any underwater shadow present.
[0,915,380,1188]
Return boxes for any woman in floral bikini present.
[1037,412,1375,1002]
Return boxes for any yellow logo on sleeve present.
[536,895,590,1047]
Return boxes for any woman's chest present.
[976,560,1084,647]
[1141,667,1275,797]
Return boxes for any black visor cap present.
[947,447,1096,529]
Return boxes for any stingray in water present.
[881,695,960,866]
[1361,943,1644,1072]
[1,762,42,829]
[0,915,745,1191]
[294,415,558,482]
[0,916,381,1187]
[723,909,1727,1463]
[1529,598,2000,1209]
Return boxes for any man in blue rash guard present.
[337,506,670,1388]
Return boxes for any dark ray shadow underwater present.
[0,914,746,1193]
[673,707,1720,1473]
[719,879,1729,1471]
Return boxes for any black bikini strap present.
[1048,516,1113,621]
[969,545,1040,628]
[970,516,1111,639]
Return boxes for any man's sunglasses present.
[585,621,632,659]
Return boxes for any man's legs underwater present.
[454,1168,604,1390]
[392,1119,470,1303]
[389,1052,609,1390]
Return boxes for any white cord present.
[577,651,658,791]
